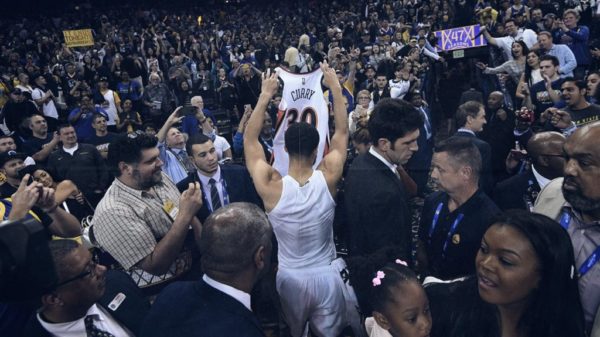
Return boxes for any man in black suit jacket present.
[404,91,434,195]
[177,134,262,222]
[454,101,494,195]
[141,203,272,337]
[479,91,516,183]
[493,131,566,211]
[344,98,423,259]
[25,240,150,337]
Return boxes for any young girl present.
[366,261,432,337]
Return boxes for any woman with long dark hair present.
[426,210,586,337]
[516,50,542,107]
[476,40,528,85]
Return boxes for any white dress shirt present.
[37,303,133,337]
[198,165,224,211]
[531,164,551,190]
[369,146,398,175]
[203,274,252,311]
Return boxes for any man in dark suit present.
[344,98,422,259]
[479,91,515,183]
[454,101,494,195]
[176,134,262,222]
[404,91,434,195]
[141,202,272,337]
[494,131,566,211]
[25,240,150,337]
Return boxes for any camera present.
[0,218,58,301]
[178,105,198,117]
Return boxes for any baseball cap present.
[0,151,26,167]
[543,13,557,20]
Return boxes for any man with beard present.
[92,134,203,291]
[533,122,600,331]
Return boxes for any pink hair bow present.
[395,259,408,266]
[372,271,386,286]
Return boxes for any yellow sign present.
[63,29,94,48]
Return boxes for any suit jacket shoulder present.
[493,171,536,211]
[141,279,264,337]
[344,153,411,257]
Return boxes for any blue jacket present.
[553,25,591,66]
[68,107,109,141]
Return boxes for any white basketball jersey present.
[273,67,329,176]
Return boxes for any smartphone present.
[510,149,526,159]
[178,105,197,117]
[189,171,200,183]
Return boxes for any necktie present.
[209,178,222,211]
[84,315,115,337]
[420,108,432,140]
[176,150,195,172]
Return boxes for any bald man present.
[533,123,600,331]
[480,91,516,182]
[142,203,272,337]
[493,131,566,211]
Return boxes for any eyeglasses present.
[54,256,99,288]
[358,96,370,100]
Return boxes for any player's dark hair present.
[284,122,320,160]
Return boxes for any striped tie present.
[209,178,222,211]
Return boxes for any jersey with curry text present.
[272,67,329,175]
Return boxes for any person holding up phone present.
[157,107,197,184]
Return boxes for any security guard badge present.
[452,234,461,245]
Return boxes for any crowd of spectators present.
[1,0,600,336]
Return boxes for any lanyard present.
[168,148,187,169]
[559,209,600,277]
[429,202,465,255]
[260,136,273,153]
[559,210,571,230]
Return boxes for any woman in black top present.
[425,210,585,337]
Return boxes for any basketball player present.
[243,62,351,337]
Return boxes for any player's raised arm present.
[318,61,348,196]
[243,70,282,208]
